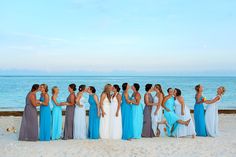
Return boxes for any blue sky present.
[0,0,235,76]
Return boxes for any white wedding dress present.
[151,95,163,136]
[100,96,111,139]
[175,99,196,137]
[110,94,122,139]
[205,95,221,137]
[73,96,87,139]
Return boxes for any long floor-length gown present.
[142,93,155,137]
[74,95,87,139]
[110,94,122,139]
[121,93,133,140]
[88,94,100,139]
[194,96,207,137]
[151,95,163,136]
[163,97,180,136]
[63,93,75,140]
[19,92,38,141]
[175,99,196,137]
[205,95,221,137]
[39,96,51,141]
[100,96,111,139]
[132,95,143,139]
[52,98,62,140]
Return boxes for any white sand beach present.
[0,114,236,157]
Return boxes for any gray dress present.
[63,93,75,140]
[142,93,155,137]
[19,92,38,141]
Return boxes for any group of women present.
[18,82,225,141]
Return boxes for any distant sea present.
[0,76,235,110]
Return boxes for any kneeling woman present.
[162,88,190,137]
[174,88,196,138]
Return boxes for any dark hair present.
[69,83,76,91]
[167,88,172,93]
[78,85,86,92]
[89,86,96,93]
[31,84,39,92]
[175,88,181,96]
[145,84,152,92]
[133,83,140,91]
[195,84,201,92]
[122,83,128,91]
[113,84,120,92]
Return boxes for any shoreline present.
[0,109,236,116]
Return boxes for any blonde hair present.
[219,86,226,95]
[52,86,58,95]
[103,84,112,102]
[41,84,48,93]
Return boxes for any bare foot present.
[192,135,195,139]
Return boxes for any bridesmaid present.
[151,84,164,137]
[110,84,122,139]
[100,84,112,139]
[131,83,143,139]
[60,84,76,140]
[87,86,100,139]
[194,84,207,137]
[19,84,40,141]
[174,88,196,138]
[39,84,51,141]
[142,84,155,138]
[51,86,63,140]
[121,83,133,140]
[162,88,190,137]
[74,85,87,139]
[205,86,225,137]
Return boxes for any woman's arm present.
[116,94,122,117]
[124,92,132,104]
[52,95,61,106]
[41,94,49,106]
[100,93,106,117]
[205,96,220,104]
[67,94,76,106]
[94,94,100,117]
[162,96,170,112]
[178,97,185,116]
[76,93,83,107]
[196,94,204,104]
[132,93,141,105]
[155,94,163,115]
[144,94,154,106]
[30,94,40,107]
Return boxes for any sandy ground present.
[0,115,236,157]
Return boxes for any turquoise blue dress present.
[121,93,133,140]
[51,98,62,140]
[194,96,207,136]
[163,97,179,136]
[39,96,51,141]
[131,95,143,139]
[88,94,100,139]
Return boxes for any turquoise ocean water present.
[0,76,235,110]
